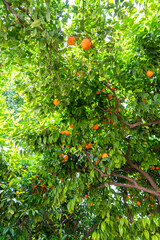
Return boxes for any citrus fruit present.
[81,39,91,50]
[68,36,76,45]
[146,70,153,77]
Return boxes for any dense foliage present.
[0,0,160,239]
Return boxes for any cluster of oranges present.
[68,37,91,50]
[151,166,159,170]
[59,154,69,162]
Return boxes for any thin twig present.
[2,0,24,28]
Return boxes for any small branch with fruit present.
[103,75,160,128]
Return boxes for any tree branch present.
[97,182,160,197]
[121,189,133,223]
[83,149,109,177]
[2,0,24,28]
[103,75,160,128]
[81,224,98,240]
[122,145,159,192]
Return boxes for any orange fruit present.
[151,214,154,217]
[60,130,70,135]
[151,166,155,170]
[41,128,45,133]
[82,73,83,77]
[96,90,100,94]
[76,72,79,76]
[43,195,46,199]
[63,155,68,161]
[150,204,154,207]
[85,194,88,198]
[137,201,141,206]
[65,130,70,135]
[118,108,121,112]
[91,203,94,206]
[142,99,145,103]
[111,87,115,90]
[122,126,125,130]
[102,88,105,91]
[51,185,54,189]
[95,159,100,165]
[70,124,74,128]
[102,153,108,158]
[81,39,91,50]
[117,216,119,219]
[108,94,112,99]
[68,36,76,45]
[146,70,154,77]
[156,166,159,170]
[92,124,99,130]
[85,143,92,149]
[87,184,90,187]
[54,99,60,106]
[102,121,106,125]
[60,178,63,181]
[59,154,64,159]
[127,195,130,198]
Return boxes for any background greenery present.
[0,0,160,239]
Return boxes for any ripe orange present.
[122,126,125,130]
[68,36,76,45]
[41,129,45,133]
[60,178,63,181]
[82,73,83,77]
[146,70,154,77]
[63,155,68,161]
[95,159,100,165]
[59,154,64,159]
[102,88,105,91]
[151,166,155,170]
[96,90,100,94]
[85,142,92,149]
[76,72,79,77]
[111,87,115,90]
[51,185,54,189]
[102,153,108,159]
[108,94,112,99]
[87,184,90,187]
[156,166,159,170]
[85,194,88,198]
[127,195,130,198]
[102,121,106,125]
[142,99,145,103]
[54,99,60,106]
[150,204,154,207]
[118,108,121,112]
[92,124,99,130]
[70,124,74,128]
[137,201,141,206]
[60,131,65,134]
[60,130,70,135]
[81,39,91,50]
[151,214,154,217]
[91,203,94,206]
[117,216,119,219]
[43,195,46,199]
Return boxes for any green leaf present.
[101,222,106,232]
[31,19,42,28]
[144,230,149,240]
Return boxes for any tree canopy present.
[0,0,160,239]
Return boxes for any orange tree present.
[0,0,160,239]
